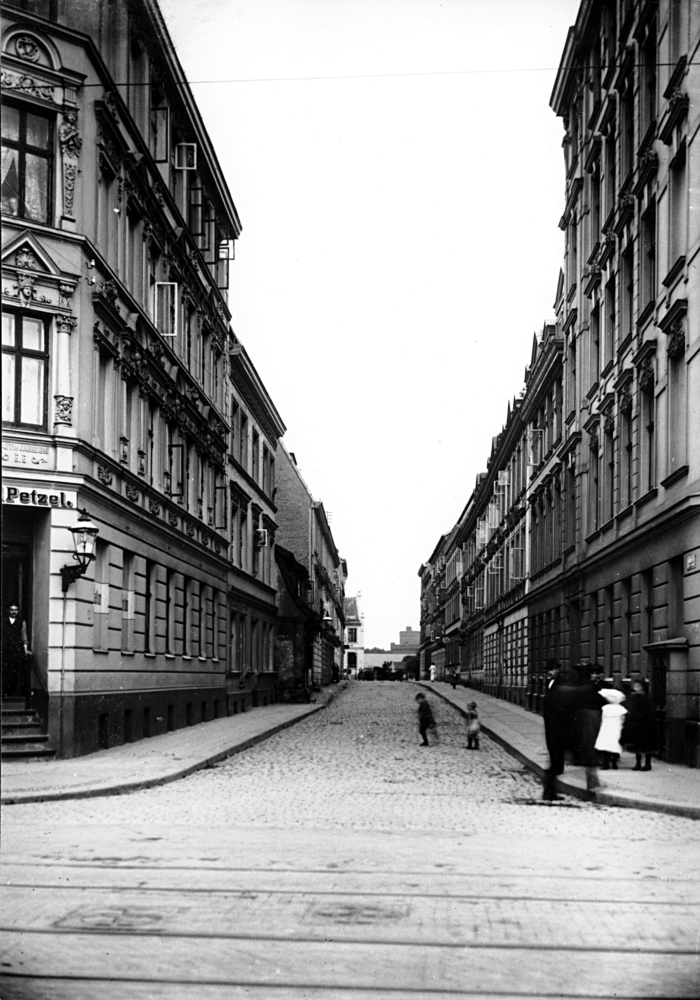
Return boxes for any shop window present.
[1,103,53,223]
[2,312,48,428]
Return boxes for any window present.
[589,437,600,533]
[252,430,260,483]
[155,282,177,337]
[239,413,248,469]
[144,560,155,653]
[604,416,614,522]
[348,627,357,643]
[2,313,48,428]
[151,105,169,163]
[641,205,656,308]
[122,552,134,653]
[621,244,633,344]
[621,76,634,180]
[641,27,657,136]
[590,305,600,386]
[620,405,633,508]
[93,540,110,651]
[5,0,58,17]
[239,504,248,572]
[669,145,687,268]
[669,0,685,66]
[2,103,53,223]
[604,275,615,365]
[604,129,616,218]
[183,577,191,656]
[568,341,577,415]
[175,143,197,170]
[165,568,174,654]
[229,612,238,673]
[211,588,219,659]
[640,378,656,493]
[590,164,601,246]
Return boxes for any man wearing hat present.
[574,663,606,791]
[541,659,575,801]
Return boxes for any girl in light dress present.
[595,688,627,769]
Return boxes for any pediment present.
[1,230,64,277]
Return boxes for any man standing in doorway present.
[2,604,29,698]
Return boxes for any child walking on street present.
[415,693,437,747]
[466,701,480,750]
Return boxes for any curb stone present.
[2,689,340,806]
[419,682,700,820]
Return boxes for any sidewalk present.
[1,688,338,806]
[419,681,700,820]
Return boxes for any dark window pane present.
[22,317,44,352]
[20,356,44,424]
[24,153,49,222]
[1,146,20,216]
[26,112,51,150]
[2,106,20,142]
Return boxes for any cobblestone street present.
[2,683,699,998]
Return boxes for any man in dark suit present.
[542,659,575,801]
[2,604,29,698]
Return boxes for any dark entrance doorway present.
[2,508,33,698]
[650,654,667,761]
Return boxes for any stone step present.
[1,712,37,725]
[2,733,49,746]
[2,722,46,738]
[1,745,56,760]
[1,698,28,710]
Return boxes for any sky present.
[158,0,581,648]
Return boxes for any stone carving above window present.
[15,248,38,269]
[15,36,41,62]
[666,318,686,359]
[54,395,73,425]
[1,70,55,102]
[3,272,51,303]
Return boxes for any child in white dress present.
[595,688,627,769]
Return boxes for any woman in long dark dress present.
[622,679,656,771]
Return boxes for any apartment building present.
[418,1,699,765]
[1,0,284,756]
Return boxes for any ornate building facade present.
[274,444,346,690]
[343,595,364,678]
[1,0,286,756]
[418,0,699,765]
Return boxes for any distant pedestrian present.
[622,679,656,771]
[429,664,437,683]
[595,688,627,770]
[415,693,436,747]
[451,672,459,690]
[466,702,480,750]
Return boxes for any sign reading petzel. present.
[2,486,77,509]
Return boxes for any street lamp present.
[61,508,99,592]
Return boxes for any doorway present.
[1,509,33,698]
